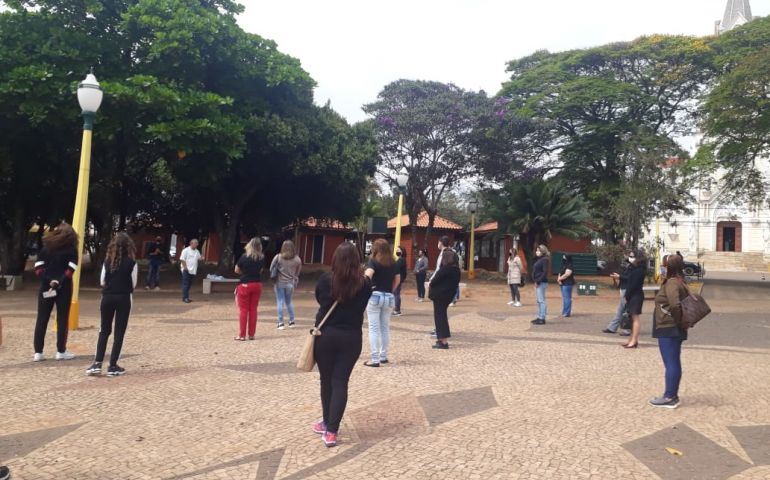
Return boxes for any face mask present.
[628,256,635,263]
[396,252,402,257]
[562,256,567,261]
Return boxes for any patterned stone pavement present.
[1,276,769,479]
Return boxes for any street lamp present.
[68,70,103,330]
[468,199,478,280]
[393,170,408,256]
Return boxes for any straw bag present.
[297,301,338,372]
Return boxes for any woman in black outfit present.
[312,242,372,448]
[393,246,407,316]
[33,222,79,362]
[623,249,647,349]
[532,245,550,325]
[428,249,461,349]
[86,232,138,377]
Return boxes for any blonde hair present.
[280,240,296,260]
[537,244,550,257]
[370,238,394,266]
[244,237,264,260]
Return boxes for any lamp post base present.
[468,271,476,280]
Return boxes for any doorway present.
[716,221,742,252]
[311,235,324,263]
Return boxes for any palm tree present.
[486,179,591,277]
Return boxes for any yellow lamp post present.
[68,70,103,330]
[468,199,478,280]
[393,170,408,256]
[654,216,662,284]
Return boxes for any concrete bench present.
[202,278,239,294]
[642,285,659,298]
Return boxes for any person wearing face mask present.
[622,249,647,349]
[531,245,550,325]
[414,249,428,302]
[557,254,575,317]
[603,256,632,336]
[506,248,523,307]
[392,246,407,316]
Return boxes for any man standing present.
[145,236,164,291]
[179,239,201,303]
[428,236,452,335]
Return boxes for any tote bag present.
[678,279,711,328]
[297,301,338,372]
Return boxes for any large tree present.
[500,35,714,244]
[364,80,490,253]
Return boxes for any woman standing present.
[234,238,264,341]
[649,255,689,409]
[271,240,302,330]
[86,233,138,377]
[531,245,550,325]
[557,254,575,317]
[428,250,461,349]
[414,249,428,302]
[364,239,400,367]
[33,223,79,362]
[312,242,372,447]
[392,246,407,316]
[622,250,647,349]
[506,249,523,307]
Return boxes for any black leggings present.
[313,328,362,433]
[34,285,72,354]
[95,294,132,366]
[416,271,426,299]
[509,283,520,302]
[433,295,453,339]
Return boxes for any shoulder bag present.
[270,256,279,280]
[297,301,338,372]
[678,279,711,328]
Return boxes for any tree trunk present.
[424,209,437,257]
[216,187,258,273]
[0,198,27,275]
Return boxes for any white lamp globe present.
[77,72,103,113]
[469,200,478,214]
[396,171,408,188]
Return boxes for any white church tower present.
[647,0,770,272]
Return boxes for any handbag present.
[678,279,711,328]
[297,301,338,372]
[620,311,632,330]
[270,256,279,280]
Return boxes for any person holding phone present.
[622,250,647,349]
[507,249,523,307]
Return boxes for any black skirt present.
[626,291,644,315]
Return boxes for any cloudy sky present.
[239,0,769,123]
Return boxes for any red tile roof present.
[387,211,463,231]
[475,221,499,234]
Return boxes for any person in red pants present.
[234,238,264,341]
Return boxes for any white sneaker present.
[55,351,76,361]
[154,287,161,291]
[33,353,45,362]
[514,302,522,307]
[507,301,515,305]
[418,298,424,303]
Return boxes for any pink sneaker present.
[322,431,337,447]
[312,421,326,435]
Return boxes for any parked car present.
[683,261,703,277]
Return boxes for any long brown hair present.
[370,238,394,266]
[280,240,297,260]
[43,222,79,252]
[664,254,684,281]
[331,242,365,303]
[105,232,136,272]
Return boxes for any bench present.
[202,278,239,294]
[642,285,659,299]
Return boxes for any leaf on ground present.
[665,447,684,456]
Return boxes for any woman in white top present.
[507,249,523,307]
[270,240,302,329]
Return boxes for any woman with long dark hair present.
[622,249,647,349]
[234,238,264,341]
[428,249,461,349]
[507,248,523,307]
[33,222,79,362]
[649,255,690,408]
[363,239,400,367]
[392,246,407,316]
[86,232,138,376]
[312,242,372,447]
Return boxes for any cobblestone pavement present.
[1,277,768,479]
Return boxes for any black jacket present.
[428,265,460,301]
[625,262,646,301]
[34,246,78,290]
[532,256,549,285]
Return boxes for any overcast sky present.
[239,1,769,124]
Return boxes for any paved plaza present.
[1,274,769,479]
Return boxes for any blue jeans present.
[560,284,573,316]
[535,282,547,320]
[366,291,394,363]
[146,262,161,288]
[606,289,629,332]
[658,336,683,398]
[275,284,295,324]
[181,270,194,300]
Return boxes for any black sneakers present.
[0,465,10,480]
[107,365,126,377]
[86,362,102,376]
[531,318,546,325]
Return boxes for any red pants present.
[236,282,262,337]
